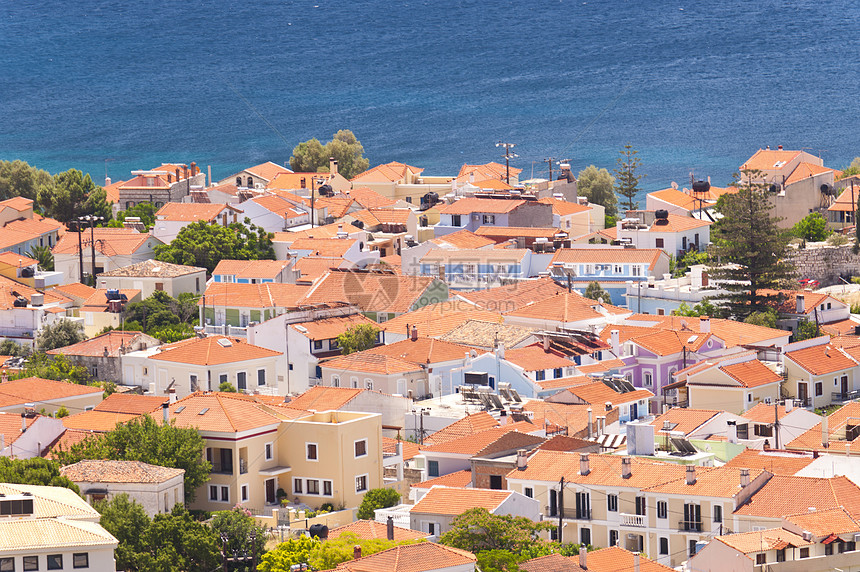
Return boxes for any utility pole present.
[77,215,104,286]
[544,157,555,182]
[73,221,84,284]
[557,476,565,543]
[496,142,518,184]
[774,400,780,450]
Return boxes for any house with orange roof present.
[0,247,64,289]
[783,335,859,408]
[288,236,368,265]
[455,275,569,315]
[419,248,551,290]
[230,193,310,232]
[113,162,205,215]
[47,330,160,383]
[379,300,504,343]
[0,410,65,458]
[0,376,103,416]
[399,228,495,276]
[502,291,631,334]
[212,259,297,285]
[349,161,454,204]
[286,386,410,436]
[616,210,712,259]
[435,197,552,236]
[521,546,674,572]
[622,263,722,316]
[757,289,850,334]
[0,197,64,259]
[546,380,654,423]
[96,258,206,298]
[322,541,476,572]
[325,519,429,542]
[318,351,428,399]
[646,183,738,220]
[199,281,313,334]
[827,184,858,227]
[160,391,383,514]
[52,227,163,284]
[409,485,539,538]
[339,207,419,259]
[410,469,473,502]
[537,196,605,237]
[784,401,860,455]
[217,161,292,189]
[0,274,74,349]
[548,246,670,306]
[456,162,524,186]
[120,335,282,398]
[152,202,243,243]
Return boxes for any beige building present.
[674,352,783,414]
[783,336,858,408]
[52,227,163,284]
[97,259,206,298]
[164,392,383,514]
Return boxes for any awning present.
[662,379,687,391]
[823,533,839,544]
[258,466,292,476]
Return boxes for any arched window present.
[247,176,254,188]
[236,177,242,186]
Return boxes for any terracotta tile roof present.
[536,375,592,391]
[0,197,35,212]
[645,213,711,232]
[715,528,810,555]
[155,202,240,222]
[0,517,118,551]
[785,402,860,453]
[784,342,856,375]
[62,410,140,432]
[411,486,512,516]
[644,466,765,498]
[166,392,284,433]
[505,292,627,323]
[784,507,860,537]
[504,344,578,371]
[60,459,184,483]
[474,226,563,239]
[469,178,513,190]
[758,289,835,315]
[622,329,714,356]
[784,162,838,186]
[587,546,675,572]
[536,197,592,216]
[735,475,860,518]
[350,161,424,184]
[828,187,859,212]
[422,412,499,447]
[80,289,141,313]
[290,313,378,341]
[294,256,346,282]
[44,428,97,459]
[535,434,596,452]
[315,197,355,218]
[519,553,584,572]
[0,411,41,446]
[0,377,101,408]
[365,337,471,366]
[741,402,800,424]
[0,216,63,249]
[430,229,496,249]
[457,162,522,183]
[303,270,439,314]
[438,197,525,215]
[93,393,168,415]
[247,194,301,217]
[740,149,802,172]
[99,258,205,278]
[268,189,311,207]
[625,314,789,348]
[52,228,156,256]
[326,520,428,542]
[319,352,423,375]
[829,335,860,349]
[551,247,665,270]
[346,187,397,209]
[422,424,537,456]
[47,331,152,358]
[440,319,535,350]
[0,251,38,267]
[200,282,312,309]
[276,222,350,240]
[0,275,68,309]
[820,318,860,336]
[723,449,815,475]
[648,408,722,436]
[458,276,569,313]
[53,282,97,302]
[576,359,627,375]
[382,302,503,338]
[286,386,364,411]
[412,469,472,489]
[648,188,699,211]
[560,382,653,406]
[328,542,475,572]
[290,237,357,257]
[149,335,280,366]
[245,161,291,182]
[349,207,412,227]
[718,359,782,388]
[382,437,421,461]
[212,259,292,279]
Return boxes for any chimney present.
[103,346,109,357]
[686,464,696,485]
[778,144,783,150]
[175,168,181,182]
[587,407,593,439]
[579,546,587,568]
[822,415,829,448]
[20,413,26,433]
[796,294,805,314]
[700,316,710,333]
[105,176,111,186]
[330,157,338,177]
[740,468,750,488]
[353,545,362,560]
[580,453,591,476]
[499,409,508,426]
[542,336,550,351]
[191,161,198,176]
[496,341,505,360]
[516,449,528,471]
[633,552,640,572]
[610,329,620,355]
[169,387,177,403]
[785,399,793,413]
[386,516,395,540]
[162,402,170,424]
[727,420,738,444]
[621,456,632,479]
[411,325,418,342]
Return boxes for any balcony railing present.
[620,513,646,527]
[680,520,703,532]
[572,509,592,520]
[832,391,860,403]
[239,460,248,475]
[210,464,233,475]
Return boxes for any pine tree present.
[613,144,645,214]
[709,170,794,319]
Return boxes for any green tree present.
[840,157,860,179]
[210,507,267,563]
[673,249,710,278]
[583,281,611,303]
[108,202,158,230]
[146,504,221,572]
[792,212,830,242]
[439,507,554,554]
[26,244,54,271]
[258,535,319,572]
[312,532,419,570]
[218,381,237,392]
[35,319,86,351]
[38,169,112,223]
[0,339,29,357]
[674,299,718,318]
[154,220,274,274]
[290,130,370,179]
[149,323,195,343]
[794,318,820,341]
[613,144,645,213]
[0,160,52,201]
[337,324,382,355]
[0,457,80,493]
[744,308,779,329]
[356,487,400,520]
[476,550,522,572]
[13,352,91,384]
[576,165,617,218]
[709,171,794,319]
[56,414,211,502]
[97,495,154,572]
[56,405,70,418]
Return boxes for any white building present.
[97,259,206,298]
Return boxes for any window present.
[354,439,367,457]
[635,496,646,516]
[689,540,698,557]
[800,547,809,558]
[632,265,642,277]
[713,504,722,523]
[356,474,368,492]
[609,529,619,547]
[47,555,63,570]
[815,382,823,396]
[614,264,622,274]
[580,527,591,546]
[489,475,503,489]
[189,374,197,391]
[659,537,669,555]
[0,558,13,572]
[524,487,533,498]
[365,380,373,390]
[554,368,563,378]
[220,486,229,502]
[241,485,249,502]
[23,557,38,571]
[237,371,247,391]
[535,370,546,381]
[307,479,320,495]
[657,500,667,519]
[323,481,332,496]
[644,372,653,387]
[482,214,495,224]
[294,478,303,494]
[428,522,436,535]
[451,215,462,226]
[776,548,786,562]
[607,494,618,512]
[265,442,273,461]
[73,553,88,569]
[428,459,439,477]
[655,238,664,248]
[155,282,164,291]
[219,373,227,386]
[209,485,218,501]
[307,443,318,461]
[257,369,266,386]
[756,553,766,565]
[313,340,323,350]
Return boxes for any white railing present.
[620,513,646,527]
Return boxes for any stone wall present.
[789,243,860,286]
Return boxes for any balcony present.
[572,508,592,520]
[679,520,703,532]
[210,463,233,475]
[620,513,646,528]
[832,391,860,403]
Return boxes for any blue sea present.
[2,0,859,193]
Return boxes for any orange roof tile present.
[648,408,722,436]
[735,475,860,518]
[577,359,627,375]
[303,270,439,314]
[249,194,303,217]
[784,162,837,186]
[719,360,782,388]
[93,394,168,415]
[346,187,397,209]
[784,343,856,375]
[504,344,577,371]
[0,252,38,267]
[60,459,184,483]
[350,162,424,184]
[560,382,653,406]
[741,402,801,424]
[740,149,802,172]
[648,188,700,211]
[382,437,421,461]
[267,172,333,191]
[286,386,364,411]
[587,546,675,572]
[430,229,496,249]
[47,331,152,358]
[290,313,378,340]
[326,520,428,542]
[0,197,35,212]
[474,226,563,239]
[625,314,789,348]
[422,412,499,447]
[784,507,860,538]
[365,337,471,365]
[421,424,536,456]
[244,161,291,182]
[785,401,860,453]
[505,292,628,323]
[149,335,280,366]
[646,212,712,232]
[52,228,156,256]
[62,410,140,432]
[438,197,525,215]
[290,237,357,257]
[723,449,814,476]
[319,352,423,375]
[329,542,475,572]
[294,256,346,282]
[165,392,284,433]
[644,465,765,498]
[758,289,835,315]
[536,197,592,216]
[53,282,97,302]
[44,428,97,459]
[410,486,512,516]
[212,259,292,280]
[412,469,472,489]
[0,377,101,408]
[714,528,810,555]
[457,162,522,183]
[200,282,311,309]
[155,203,240,222]
[458,276,570,313]
[381,301,503,338]
[551,247,665,270]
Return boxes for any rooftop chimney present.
[516,449,528,471]
[20,413,26,433]
[330,157,338,177]
[700,316,710,333]
[587,407,593,439]
[686,464,696,485]
[634,552,640,572]
[621,456,632,479]
[579,546,587,568]
[353,545,362,560]
[411,325,418,342]
[785,399,793,413]
[796,294,805,314]
[822,415,829,448]
[740,468,750,488]
[162,402,170,424]
[105,176,111,186]
[727,420,738,444]
[542,336,550,351]
[778,145,783,150]
[103,346,109,357]
[169,387,177,404]
[580,453,591,476]
[386,516,394,540]
[610,329,620,355]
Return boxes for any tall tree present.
[709,171,794,319]
[290,130,370,179]
[356,487,400,519]
[154,220,274,274]
[35,319,86,351]
[210,507,267,563]
[0,457,80,493]
[583,281,610,303]
[0,160,52,201]
[576,165,617,218]
[56,414,211,502]
[26,244,54,271]
[439,507,554,554]
[337,324,381,355]
[37,169,112,223]
[613,144,645,213]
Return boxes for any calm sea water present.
[1,0,859,193]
